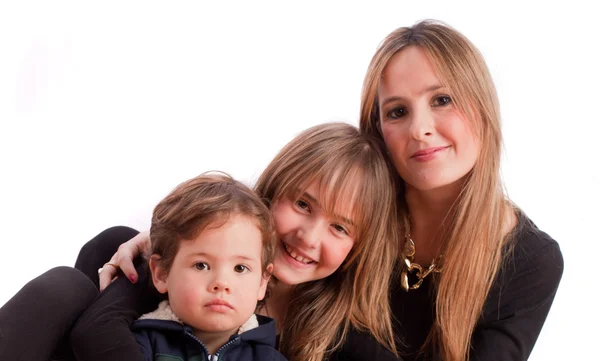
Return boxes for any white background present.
[1,1,598,359]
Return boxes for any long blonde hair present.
[360,20,509,361]
[255,122,399,361]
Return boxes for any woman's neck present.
[259,279,294,332]
[404,182,462,264]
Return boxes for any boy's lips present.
[204,299,234,311]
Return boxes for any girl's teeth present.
[284,243,313,264]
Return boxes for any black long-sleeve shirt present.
[330,212,564,361]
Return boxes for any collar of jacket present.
[137,300,259,335]
[132,302,279,349]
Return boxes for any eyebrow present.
[187,252,256,262]
[302,191,356,227]
[380,84,446,107]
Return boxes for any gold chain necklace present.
[400,218,443,291]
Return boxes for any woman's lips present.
[411,146,449,161]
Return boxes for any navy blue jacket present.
[132,308,286,361]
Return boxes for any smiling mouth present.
[283,242,316,264]
[411,146,449,158]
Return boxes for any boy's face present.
[151,214,270,337]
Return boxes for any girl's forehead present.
[293,177,363,225]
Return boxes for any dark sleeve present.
[0,267,98,361]
[69,226,163,361]
[328,328,404,361]
[74,226,141,288]
[69,263,163,361]
[469,228,564,361]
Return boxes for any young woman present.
[353,20,563,361]
[0,122,400,361]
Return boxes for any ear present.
[257,263,273,301]
[149,254,169,294]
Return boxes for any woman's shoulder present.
[506,210,563,274]
[472,210,564,361]
[482,210,564,317]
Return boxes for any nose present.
[297,220,321,249]
[409,108,434,140]
[209,272,231,293]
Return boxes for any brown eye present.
[234,264,249,273]
[295,199,310,211]
[387,106,408,119]
[433,95,452,106]
[194,262,209,271]
[332,224,348,235]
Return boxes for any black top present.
[330,212,564,361]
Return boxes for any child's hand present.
[99,231,151,291]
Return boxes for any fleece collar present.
[138,300,259,335]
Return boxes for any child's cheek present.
[174,270,204,310]
[182,289,199,312]
[326,241,353,267]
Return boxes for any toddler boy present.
[131,172,286,361]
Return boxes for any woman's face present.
[270,181,356,285]
[377,46,480,192]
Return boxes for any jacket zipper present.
[211,336,240,361]
[185,332,211,361]
[185,331,240,361]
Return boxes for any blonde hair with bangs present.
[360,20,510,361]
[255,122,399,361]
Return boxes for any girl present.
[0,122,400,361]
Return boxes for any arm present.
[0,267,98,360]
[469,232,564,361]
[75,226,141,289]
[69,263,163,361]
[69,227,162,361]
[0,226,142,361]
[97,230,152,291]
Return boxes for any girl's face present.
[377,46,480,192]
[270,181,357,285]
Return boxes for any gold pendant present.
[400,238,441,291]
